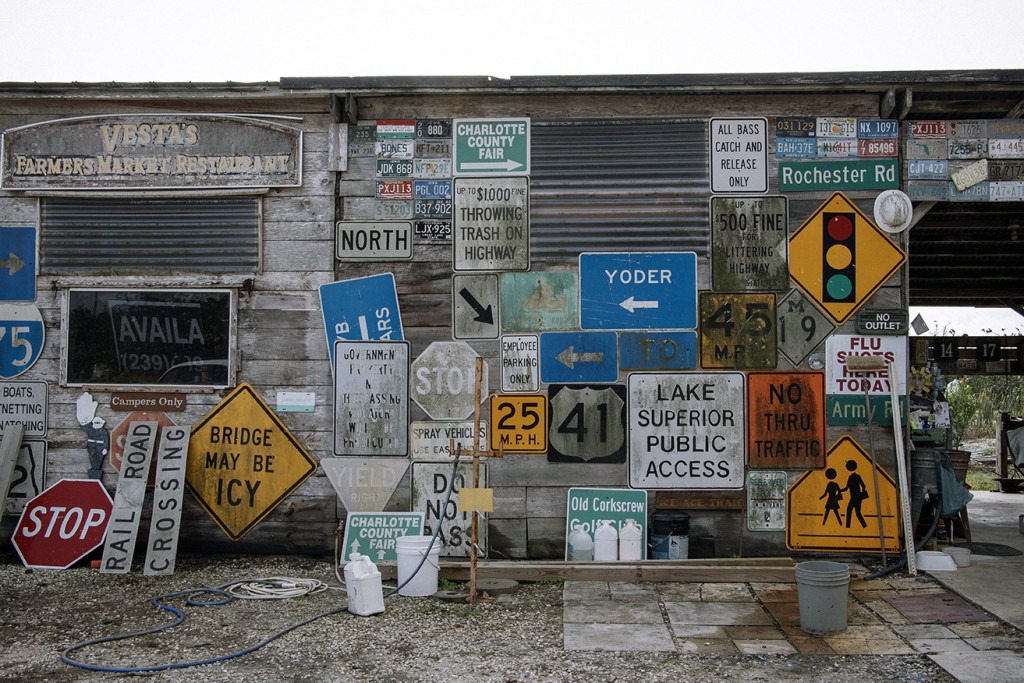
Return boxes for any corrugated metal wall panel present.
[531,119,709,260]
[40,198,260,273]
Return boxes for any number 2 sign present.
[0,304,44,379]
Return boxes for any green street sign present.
[453,118,530,176]
[826,395,907,426]
[565,487,647,560]
[341,512,424,563]
[779,159,898,192]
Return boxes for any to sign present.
[500,272,578,331]
[319,273,404,370]
[788,192,906,324]
[12,478,113,569]
[0,227,36,301]
[540,331,618,384]
[619,331,697,371]
[186,383,318,540]
[336,222,412,261]
[488,393,548,453]
[411,342,487,421]
[0,304,44,379]
[453,274,498,340]
[787,436,899,552]
[746,372,825,469]
[709,117,768,194]
[342,512,425,563]
[501,334,539,392]
[547,384,626,463]
[776,289,835,367]
[453,177,529,271]
[699,292,777,369]
[453,118,530,176]
[628,372,744,490]
[333,341,409,456]
[565,487,647,560]
[579,252,697,330]
[710,196,789,292]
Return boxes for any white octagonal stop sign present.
[411,341,488,420]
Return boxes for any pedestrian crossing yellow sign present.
[786,436,900,552]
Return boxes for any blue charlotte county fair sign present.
[319,274,404,369]
[0,227,36,301]
[579,252,697,330]
[540,331,618,383]
[0,304,44,378]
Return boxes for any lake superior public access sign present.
[628,372,745,489]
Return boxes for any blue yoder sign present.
[579,252,697,330]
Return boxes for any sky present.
[3,0,1023,83]
[3,0,1023,335]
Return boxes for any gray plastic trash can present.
[795,561,850,635]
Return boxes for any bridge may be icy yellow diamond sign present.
[186,383,317,540]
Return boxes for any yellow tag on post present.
[458,487,494,513]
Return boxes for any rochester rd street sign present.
[453,118,530,176]
[186,383,318,540]
[579,252,697,330]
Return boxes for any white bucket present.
[396,534,441,597]
[942,546,971,568]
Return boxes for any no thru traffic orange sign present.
[186,383,317,540]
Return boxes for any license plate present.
[376,139,415,159]
[989,139,1024,158]
[415,140,452,158]
[990,181,1024,201]
[414,199,453,219]
[906,181,949,201]
[989,160,1024,181]
[376,119,415,138]
[414,179,452,199]
[375,179,414,199]
[413,158,452,178]
[948,119,986,139]
[816,138,857,157]
[377,158,414,177]
[776,117,816,138]
[775,137,816,158]
[858,138,897,157]
[348,142,377,158]
[858,119,898,138]
[349,125,377,143]
[415,119,452,138]
[375,200,413,219]
[949,182,988,202]
[950,159,988,191]
[948,139,986,159]
[909,120,947,139]
[816,117,856,138]
[905,139,947,159]
[908,159,949,179]
[989,120,1024,138]
[414,221,452,240]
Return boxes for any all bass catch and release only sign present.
[628,372,745,489]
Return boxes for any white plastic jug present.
[344,553,385,616]
[567,524,594,561]
[618,518,643,561]
[593,520,618,562]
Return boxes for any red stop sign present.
[12,479,113,569]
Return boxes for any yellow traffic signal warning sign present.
[788,192,906,325]
[186,383,318,541]
[786,436,900,553]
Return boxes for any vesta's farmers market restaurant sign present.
[1,114,301,189]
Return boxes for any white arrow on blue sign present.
[0,228,36,302]
[540,331,618,383]
[319,274,404,370]
[579,252,697,330]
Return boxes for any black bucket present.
[648,511,690,559]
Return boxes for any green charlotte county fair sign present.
[453,118,530,175]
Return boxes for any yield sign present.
[788,192,906,325]
[186,383,317,540]
[786,436,900,553]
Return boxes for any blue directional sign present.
[319,274,404,369]
[580,252,697,330]
[540,331,618,383]
[0,228,36,301]
[619,331,697,371]
[0,304,44,378]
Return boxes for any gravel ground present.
[0,551,954,682]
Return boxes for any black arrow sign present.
[458,287,494,325]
